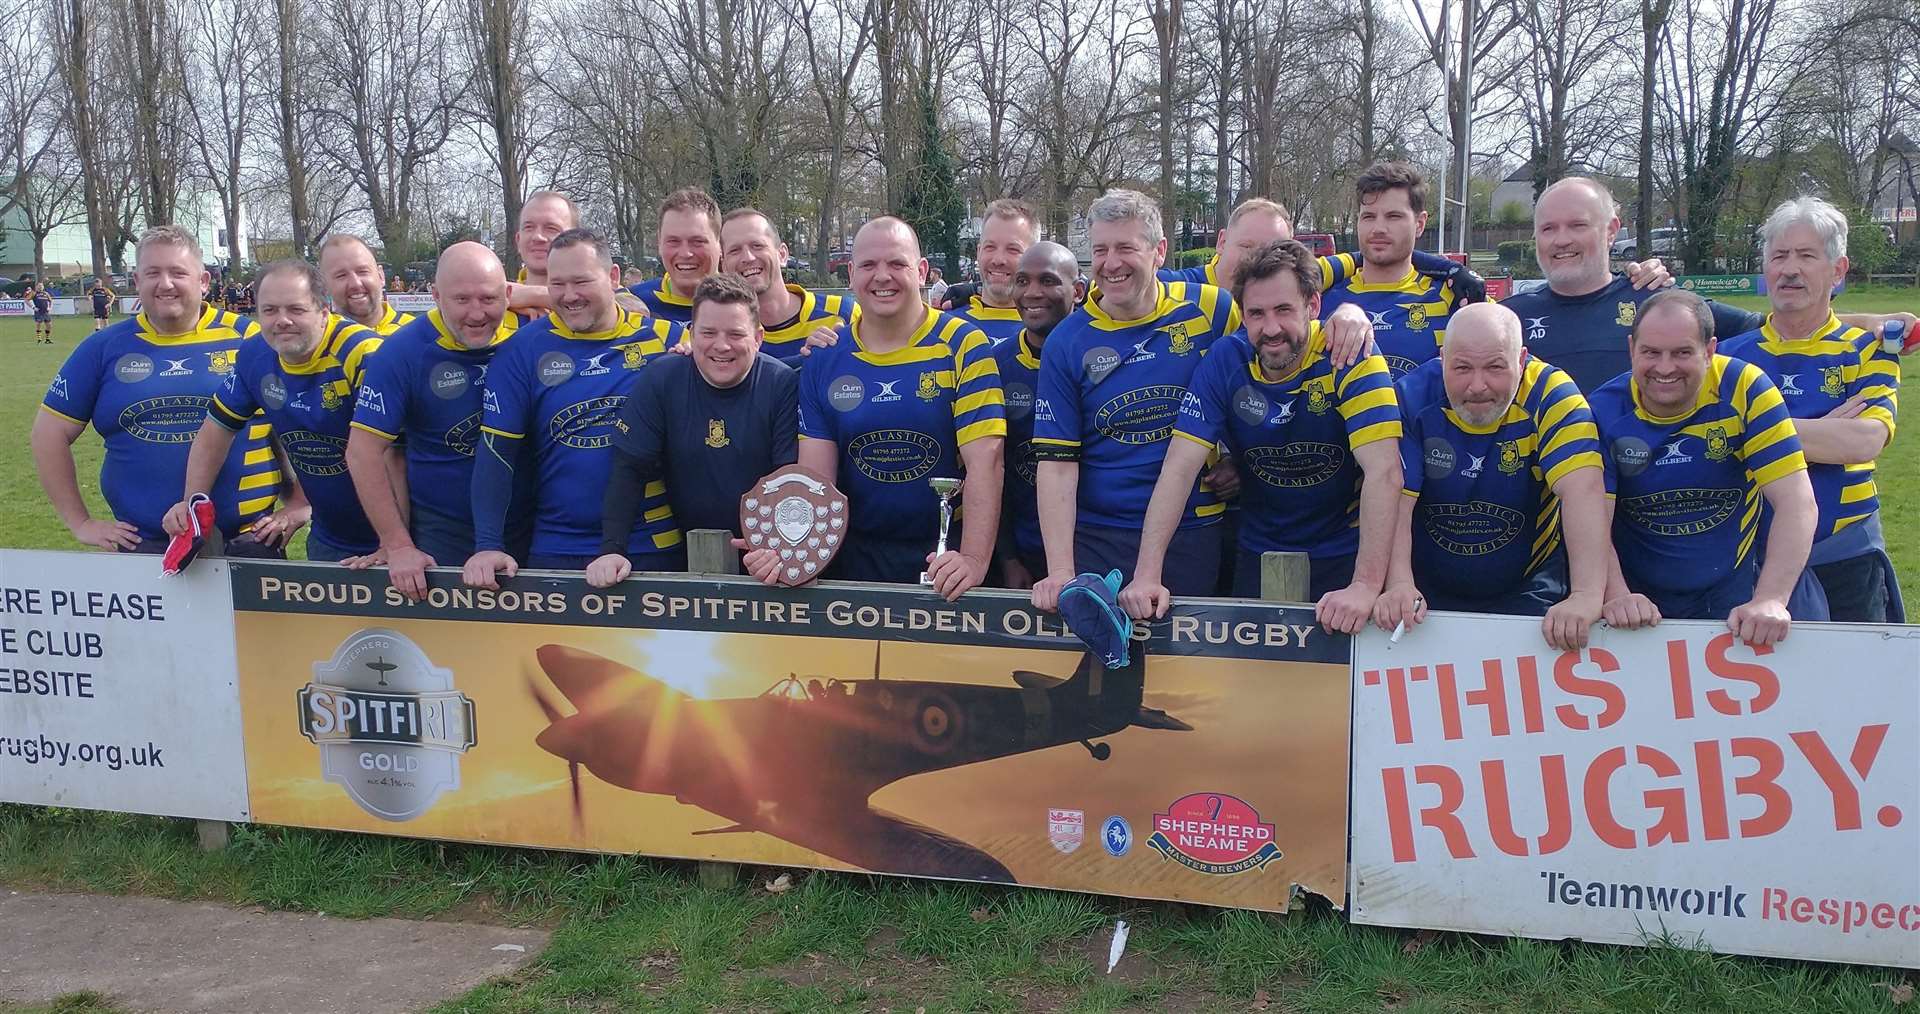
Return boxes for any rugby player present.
[501,190,582,319]
[943,199,1038,343]
[317,233,415,335]
[718,207,852,363]
[1374,303,1610,650]
[629,187,721,323]
[1589,288,1816,646]
[30,283,52,343]
[993,241,1084,588]
[88,278,114,332]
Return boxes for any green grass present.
[4,301,1919,1012]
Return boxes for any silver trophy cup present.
[919,477,964,585]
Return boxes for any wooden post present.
[1258,551,1310,603]
[688,528,740,888]
[195,819,229,851]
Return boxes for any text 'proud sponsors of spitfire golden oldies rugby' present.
[228,562,1350,909]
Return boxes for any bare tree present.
[458,0,534,273]
[1016,0,1150,236]
[1511,0,1633,191]
[116,0,186,224]
[182,0,262,270]
[49,0,108,278]
[788,0,875,265]
[1149,0,1183,205]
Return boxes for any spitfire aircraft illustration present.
[528,644,1190,882]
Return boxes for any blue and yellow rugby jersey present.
[1317,255,1458,378]
[366,301,417,336]
[1589,355,1806,598]
[1174,322,1400,558]
[479,310,680,557]
[992,329,1044,560]
[1396,355,1602,598]
[1502,275,1762,394]
[350,309,517,542]
[797,306,1006,544]
[1031,281,1239,529]
[211,314,383,553]
[628,275,695,324]
[1719,313,1898,541]
[762,283,854,364]
[949,294,1025,344]
[41,305,278,542]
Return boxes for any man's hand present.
[250,504,311,547]
[1031,569,1074,613]
[731,538,786,586]
[1200,458,1241,499]
[1000,556,1035,590]
[72,517,140,552]
[1728,596,1791,647]
[1317,581,1380,634]
[1542,590,1603,651]
[1371,584,1425,634]
[584,552,631,589]
[381,545,437,599]
[925,550,987,601]
[1623,258,1674,290]
[1823,394,1867,420]
[462,550,517,590]
[341,547,388,569]
[1602,592,1661,629]
[1879,312,1918,352]
[1117,577,1171,620]
[1323,302,1377,368]
[797,325,840,357]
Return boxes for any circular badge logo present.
[113,353,154,384]
[1421,501,1524,556]
[1245,442,1345,487]
[429,362,470,399]
[829,375,865,412]
[1083,346,1121,383]
[1093,385,1185,445]
[1231,385,1268,425]
[1101,815,1132,857]
[258,373,288,409]
[847,428,941,483]
[445,412,481,456]
[1611,436,1652,478]
[280,429,348,476]
[1004,380,1034,419]
[1423,438,1456,479]
[537,352,575,387]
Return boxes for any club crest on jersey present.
[916,371,940,400]
[1305,382,1332,415]
[622,343,650,369]
[706,418,729,448]
[1497,440,1523,474]
[1616,302,1636,326]
[1162,321,1195,355]
[1704,425,1730,461]
[1821,366,1844,397]
[321,383,345,411]
[1405,304,1429,330]
[205,349,236,374]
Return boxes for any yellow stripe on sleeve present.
[1347,420,1402,447]
[349,420,400,441]
[955,418,1008,445]
[1543,452,1602,490]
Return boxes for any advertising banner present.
[229,562,1350,910]
[0,298,76,316]
[0,550,249,821]
[387,293,436,313]
[1349,613,1920,969]
[1676,275,1760,296]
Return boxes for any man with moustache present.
[344,242,525,599]
[464,229,681,584]
[993,241,1084,588]
[317,233,415,335]
[167,260,384,562]
[35,225,288,555]
[1117,239,1402,634]
[587,273,799,588]
[791,217,1006,599]
[718,207,852,363]
[629,188,721,323]
[1372,303,1610,650]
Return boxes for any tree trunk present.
[273,0,311,257]
[1638,0,1669,256]
[128,0,173,224]
[1212,0,1231,229]
[32,231,46,284]
[63,0,108,280]
[1151,0,1180,208]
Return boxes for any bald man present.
[318,234,415,335]
[1374,302,1611,650]
[345,241,526,598]
[993,241,1084,587]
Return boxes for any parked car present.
[1296,233,1337,258]
[827,249,852,279]
[1612,226,1682,260]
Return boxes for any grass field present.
[3,297,1918,1013]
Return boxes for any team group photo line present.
[29,165,1920,648]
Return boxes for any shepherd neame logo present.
[297,628,476,822]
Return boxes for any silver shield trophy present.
[919,476,964,585]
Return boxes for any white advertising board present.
[0,298,77,316]
[387,292,436,313]
[1349,613,1920,968]
[0,550,249,821]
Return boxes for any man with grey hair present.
[1374,302,1612,650]
[318,233,414,335]
[166,259,386,562]
[1720,196,1904,622]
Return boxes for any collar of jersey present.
[137,303,226,346]
[656,276,694,307]
[1015,330,1044,369]
[968,295,1022,320]
[428,308,513,352]
[1759,310,1844,346]
[1245,321,1326,386]
[1630,354,1726,424]
[1343,263,1424,293]
[1441,357,1544,434]
[1084,282,1183,331]
[850,305,941,363]
[783,283,818,325]
[376,302,407,333]
[550,308,651,341]
[279,314,370,374]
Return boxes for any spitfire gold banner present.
[229,562,1350,910]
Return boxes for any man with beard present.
[464,229,681,584]
[1720,197,1903,622]
[945,198,1037,343]
[629,188,721,323]
[718,207,852,363]
[1116,239,1402,634]
[344,242,525,599]
[1589,289,1815,646]
[318,233,415,335]
[993,241,1084,588]
[168,260,384,562]
[1372,303,1610,650]
[588,273,799,588]
[35,225,288,555]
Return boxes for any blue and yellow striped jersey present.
[480,310,681,557]
[211,313,384,553]
[1317,255,1458,378]
[1175,322,1400,559]
[629,275,695,323]
[797,306,1006,543]
[949,294,1025,344]
[41,305,279,542]
[1589,355,1806,597]
[1032,281,1240,529]
[1397,355,1602,597]
[1718,313,1897,541]
[367,301,417,336]
[762,284,854,364]
[992,330,1044,560]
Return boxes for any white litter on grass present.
[1106,919,1129,973]
[492,943,526,953]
